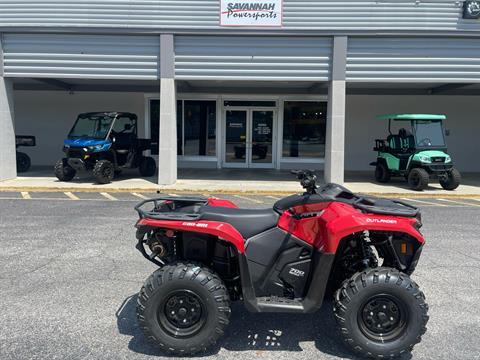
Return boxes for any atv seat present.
[198,206,279,240]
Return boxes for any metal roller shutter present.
[175,36,332,81]
[3,34,160,80]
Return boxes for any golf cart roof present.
[377,114,446,121]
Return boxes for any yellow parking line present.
[100,192,118,201]
[131,192,148,199]
[401,198,446,207]
[437,198,480,207]
[64,192,79,200]
[233,194,264,204]
[20,192,31,199]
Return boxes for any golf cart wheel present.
[137,263,231,355]
[439,168,461,190]
[374,162,390,183]
[16,152,31,173]
[139,156,156,177]
[54,158,76,182]
[93,160,114,184]
[334,268,429,359]
[408,168,429,191]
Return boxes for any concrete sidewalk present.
[1,167,479,197]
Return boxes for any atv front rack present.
[135,195,208,221]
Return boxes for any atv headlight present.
[445,155,451,163]
[88,145,104,151]
[419,155,431,163]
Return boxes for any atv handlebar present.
[291,170,318,194]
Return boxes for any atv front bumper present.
[67,158,87,172]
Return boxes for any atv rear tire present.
[137,263,231,356]
[93,160,114,184]
[139,156,156,177]
[16,152,31,173]
[439,168,461,190]
[54,159,76,181]
[374,163,390,183]
[408,168,429,191]
[334,268,429,359]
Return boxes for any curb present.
[0,186,479,199]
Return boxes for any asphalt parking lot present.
[0,192,479,360]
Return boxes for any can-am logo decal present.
[366,218,398,224]
[182,222,208,228]
[220,0,283,27]
[463,1,480,19]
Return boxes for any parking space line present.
[437,198,480,207]
[401,198,447,207]
[131,192,148,199]
[233,194,264,204]
[100,192,118,201]
[168,193,179,197]
[267,195,280,200]
[20,192,31,199]
[64,192,80,200]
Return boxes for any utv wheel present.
[440,168,461,190]
[139,156,156,177]
[408,168,429,191]
[16,152,31,173]
[54,159,76,181]
[93,160,114,184]
[374,163,390,183]
[334,268,429,359]
[137,263,230,355]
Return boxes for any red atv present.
[134,170,428,358]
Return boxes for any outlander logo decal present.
[366,218,398,224]
[220,0,283,27]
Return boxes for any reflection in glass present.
[283,101,327,158]
[251,111,273,164]
[225,110,247,164]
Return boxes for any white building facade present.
[2,1,480,184]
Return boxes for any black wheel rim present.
[158,290,206,338]
[358,294,408,342]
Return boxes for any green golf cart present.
[371,114,460,191]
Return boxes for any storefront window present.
[149,99,216,157]
[282,101,327,158]
[183,100,216,156]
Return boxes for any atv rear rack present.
[135,195,208,221]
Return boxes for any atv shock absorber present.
[359,231,378,269]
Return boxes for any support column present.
[324,36,347,184]
[0,33,17,181]
[158,34,177,185]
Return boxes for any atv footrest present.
[256,296,304,312]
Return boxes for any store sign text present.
[220,0,282,27]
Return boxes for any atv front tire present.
[54,159,76,181]
[408,168,429,191]
[440,168,461,190]
[93,160,114,184]
[139,156,156,177]
[334,268,429,359]
[16,152,31,173]
[374,163,390,183]
[137,263,231,355]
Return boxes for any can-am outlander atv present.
[134,170,429,359]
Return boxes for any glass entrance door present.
[224,108,275,168]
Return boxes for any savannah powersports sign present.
[220,0,283,27]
